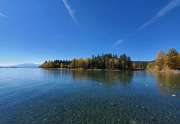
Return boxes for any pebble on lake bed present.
[129,120,137,124]
[172,94,176,97]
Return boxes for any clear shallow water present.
[0,68,179,124]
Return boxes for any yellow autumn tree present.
[156,50,166,71]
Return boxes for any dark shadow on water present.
[71,70,133,85]
[42,69,134,86]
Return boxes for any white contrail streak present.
[138,0,180,30]
[62,0,78,24]
[113,0,180,47]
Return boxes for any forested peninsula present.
[40,48,180,71]
[40,53,147,70]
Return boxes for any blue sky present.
[0,0,180,65]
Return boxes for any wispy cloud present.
[62,0,78,24]
[138,0,180,30]
[0,11,7,17]
[112,39,124,48]
[113,0,180,47]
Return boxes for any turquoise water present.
[0,68,179,124]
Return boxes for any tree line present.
[40,54,133,70]
[147,48,180,71]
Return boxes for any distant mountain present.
[14,63,40,68]
[0,63,40,68]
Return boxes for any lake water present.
[0,68,179,124]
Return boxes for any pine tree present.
[167,48,178,69]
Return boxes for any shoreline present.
[148,69,180,74]
[40,68,146,72]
